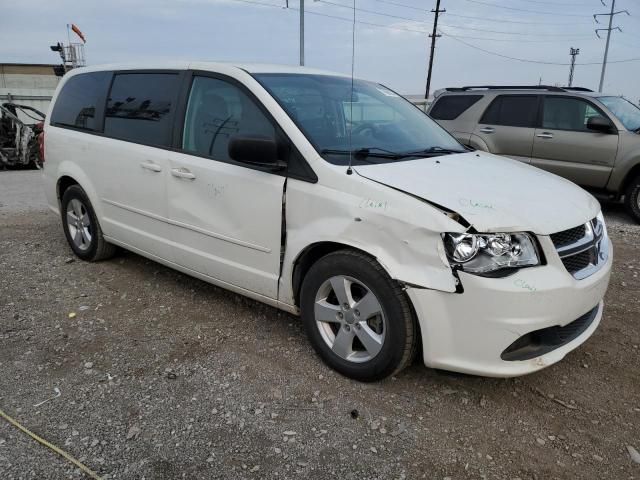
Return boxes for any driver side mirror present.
[587,115,614,134]
[228,134,282,168]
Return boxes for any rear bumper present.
[407,241,612,377]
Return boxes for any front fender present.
[468,134,490,152]
[607,150,640,192]
[279,177,461,307]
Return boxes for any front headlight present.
[442,232,540,274]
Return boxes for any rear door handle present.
[479,127,495,134]
[536,132,554,139]
[171,167,196,180]
[140,161,162,172]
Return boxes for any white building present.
[0,63,60,121]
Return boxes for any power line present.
[315,0,429,22]
[374,0,594,25]
[442,11,594,26]
[437,30,601,43]
[440,30,640,65]
[458,0,592,17]
[508,0,586,5]
[317,0,597,36]
[439,22,595,37]
[373,0,430,12]
[221,0,640,66]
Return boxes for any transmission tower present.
[594,0,629,92]
[568,48,579,87]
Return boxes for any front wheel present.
[624,174,640,223]
[300,250,418,382]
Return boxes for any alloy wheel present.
[66,198,92,251]
[314,275,386,363]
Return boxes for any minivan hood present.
[354,151,600,235]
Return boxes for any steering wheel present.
[352,122,378,136]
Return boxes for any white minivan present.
[42,62,612,381]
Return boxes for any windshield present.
[598,96,640,131]
[253,73,464,165]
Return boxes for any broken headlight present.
[442,232,539,274]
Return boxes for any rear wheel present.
[61,185,116,261]
[624,174,640,223]
[300,250,417,382]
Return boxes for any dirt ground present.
[0,170,639,480]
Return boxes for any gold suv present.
[428,86,640,222]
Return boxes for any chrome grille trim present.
[551,217,608,280]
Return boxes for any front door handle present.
[479,127,495,134]
[171,167,196,180]
[140,161,162,172]
[536,132,554,139]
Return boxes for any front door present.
[531,96,619,188]
[472,94,539,163]
[166,74,286,299]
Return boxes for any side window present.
[50,72,111,131]
[104,73,180,147]
[430,95,483,120]
[543,96,602,132]
[182,76,276,161]
[480,95,538,128]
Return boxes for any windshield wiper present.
[399,146,467,157]
[321,145,467,162]
[321,147,402,159]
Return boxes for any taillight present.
[36,121,45,164]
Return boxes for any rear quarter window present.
[50,72,112,131]
[104,73,181,148]
[480,95,538,128]
[429,94,483,120]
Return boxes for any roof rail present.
[561,87,594,92]
[445,85,566,92]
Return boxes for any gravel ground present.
[0,170,639,480]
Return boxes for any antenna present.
[346,0,356,175]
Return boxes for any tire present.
[624,174,640,223]
[300,250,418,382]
[61,185,116,261]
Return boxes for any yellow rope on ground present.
[0,408,103,480]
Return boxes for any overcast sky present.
[2,0,639,99]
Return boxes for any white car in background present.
[41,62,612,381]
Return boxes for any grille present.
[550,217,607,280]
[561,249,593,274]
[550,224,586,248]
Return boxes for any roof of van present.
[67,62,350,78]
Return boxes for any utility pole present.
[287,0,304,65]
[300,0,305,66]
[425,0,445,100]
[594,0,629,92]
[568,47,579,87]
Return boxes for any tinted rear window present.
[430,95,483,120]
[50,72,111,131]
[104,73,180,147]
[480,95,538,128]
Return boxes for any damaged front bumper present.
[406,240,613,377]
